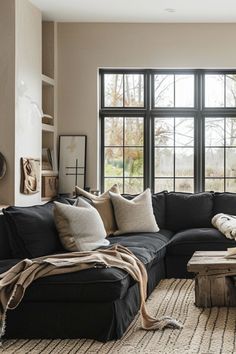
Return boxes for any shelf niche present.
[41,21,58,201]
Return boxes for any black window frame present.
[99,69,236,193]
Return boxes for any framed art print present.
[59,135,87,196]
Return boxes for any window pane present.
[226,179,236,192]
[175,179,194,192]
[175,148,194,177]
[125,117,144,146]
[226,118,236,146]
[154,75,174,107]
[104,148,123,177]
[104,117,123,146]
[155,148,174,177]
[124,75,144,107]
[104,74,123,107]
[175,75,194,107]
[205,148,224,177]
[175,118,194,146]
[205,75,224,107]
[105,178,123,192]
[124,148,143,177]
[226,75,236,107]
[205,118,224,146]
[124,178,143,194]
[154,118,174,146]
[226,148,236,177]
[205,179,224,192]
[155,178,173,192]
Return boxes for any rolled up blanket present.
[212,213,236,240]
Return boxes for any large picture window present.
[100,70,236,193]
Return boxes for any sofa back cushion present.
[165,192,214,232]
[3,202,65,259]
[213,192,236,216]
[122,191,166,229]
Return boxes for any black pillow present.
[122,191,166,229]
[165,192,214,232]
[3,201,67,259]
[213,192,236,216]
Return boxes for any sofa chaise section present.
[0,213,169,341]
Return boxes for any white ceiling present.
[30,0,236,23]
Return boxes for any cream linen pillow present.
[54,198,110,252]
[75,184,119,236]
[109,188,159,235]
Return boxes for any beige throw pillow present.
[75,184,119,201]
[54,199,109,252]
[75,184,119,235]
[110,188,159,235]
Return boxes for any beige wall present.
[0,0,15,204]
[15,0,42,206]
[57,23,236,190]
[0,0,41,206]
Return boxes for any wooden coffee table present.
[188,251,236,307]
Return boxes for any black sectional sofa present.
[1,191,236,341]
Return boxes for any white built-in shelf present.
[42,74,55,86]
[42,170,59,177]
[42,123,55,133]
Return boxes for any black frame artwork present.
[59,135,87,196]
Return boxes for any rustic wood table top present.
[188,251,236,273]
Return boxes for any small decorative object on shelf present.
[42,176,58,199]
[20,157,40,195]
[42,114,53,125]
[42,148,53,170]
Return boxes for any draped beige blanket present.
[0,244,182,340]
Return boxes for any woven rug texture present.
[1,279,236,354]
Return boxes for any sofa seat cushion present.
[0,231,172,304]
[23,267,132,303]
[109,230,174,267]
[167,228,236,256]
[0,259,132,303]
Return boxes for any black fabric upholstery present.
[122,191,166,229]
[151,192,167,229]
[4,258,164,341]
[5,282,141,341]
[165,192,214,232]
[3,191,236,341]
[167,228,236,256]
[109,230,174,266]
[0,217,11,259]
[213,192,236,216]
[3,202,65,258]
[2,232,169,304]
[23,267,132,303]
[165,255,194,279]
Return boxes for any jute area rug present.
[1,279,236,354]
